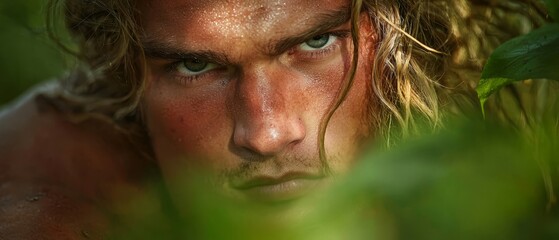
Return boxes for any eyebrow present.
[142,6,351,63]
[143,48,231,65]
[270,7,350,55]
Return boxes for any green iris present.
[305,34,330,48]
[183,58,208,72]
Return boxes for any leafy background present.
[0,0,66,105]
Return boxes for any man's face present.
[139,0,376,203]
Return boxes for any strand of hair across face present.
[317,0,363,177]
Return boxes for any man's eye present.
[299,34,337,51]
[177,58,219,76]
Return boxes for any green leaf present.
[476,23,559,110]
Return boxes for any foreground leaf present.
[476,23,559,109]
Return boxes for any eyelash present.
[293,30,351,60]
[165,62,204,85]
[165,30,351,86]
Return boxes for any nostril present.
[233,120,305,157]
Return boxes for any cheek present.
[323,73,371,172]
[324,36,376,169]
[297,45,353,118]
[142,79,231,166]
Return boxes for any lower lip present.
[239,179,322,203]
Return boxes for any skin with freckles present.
[139,0,376,203]
[0,0,377,237]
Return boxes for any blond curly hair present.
[45,0,546,147]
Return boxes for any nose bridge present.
[233,63,305,157]
[241,64,284,123]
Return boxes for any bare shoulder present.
[0,84,154,239]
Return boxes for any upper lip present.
[232,172,323,190]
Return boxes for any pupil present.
[184,58,208,72]
[306,34,329,48]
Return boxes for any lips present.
[232,173,324,203]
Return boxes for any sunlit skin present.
[0,0,378,237]
[139,0,377,203]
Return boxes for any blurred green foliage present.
[543,0,558,20]
[109,120,559,239]
[0,0,67,105]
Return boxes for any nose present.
[232,64,306,157]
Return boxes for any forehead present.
[138,0,349,52]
